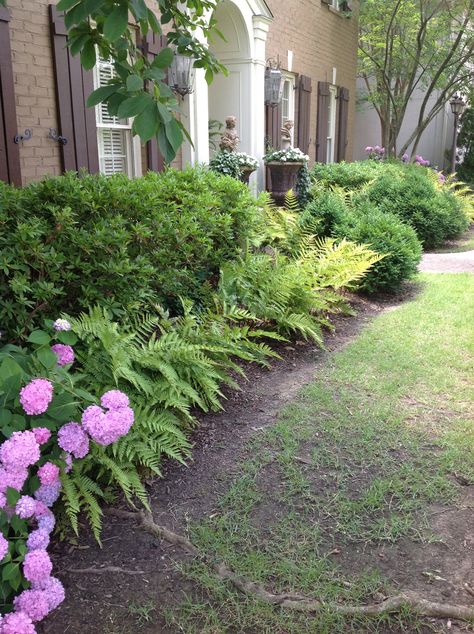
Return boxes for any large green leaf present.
[103,3,129,41]
[152,47,174,69]
[117,93,153,118]
[133,101,159,141]
[86,84,119,108]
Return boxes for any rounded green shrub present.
[355,165,469,248]
[301,188,349,236]
[311,160,387,189]
[335,204,422,293]
[0,168,258,339]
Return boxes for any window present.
[94,57,141,177]
[326,85,337,163]
[281,74,296,142]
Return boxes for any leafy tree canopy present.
[0,0,224,162]
[359,0,474,159]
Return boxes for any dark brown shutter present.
[49,5,99,173]
[264,103,282,189]
[142,31,167,173]
[265,103,282,152]
[296,75,312,154]
[337,87,349,162]
[0,8,21,185]
[316,81,331,163]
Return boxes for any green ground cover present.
[165,273,474,633]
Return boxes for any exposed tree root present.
[67,565,145,576]
[107,508,474,622]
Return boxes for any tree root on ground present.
[107,508,474,621]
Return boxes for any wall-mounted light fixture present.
[169,52,196,97]
[265,58,283,108]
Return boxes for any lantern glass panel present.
[170,54,196,96]
[265,67,283,107]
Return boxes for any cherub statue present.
[281,119,294,149]
[219,116,240,152]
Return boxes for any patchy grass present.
[163,274,474,633]
[432,225,474,253]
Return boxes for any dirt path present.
[419,249,474,273]
[40,295,395,634]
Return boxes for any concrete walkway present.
[419,250,474,273]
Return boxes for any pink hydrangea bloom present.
[37,512,55,535]
[27,529,50,552]
[34,481,61,508]
[37,462,60,486]
[82,404,134,446]
[19,379,54,416]
[2,468,28,492]
[0,533,8,560]
[0,431,40,470]
[15,495,37,519]
[100,390,129,410]
[105,406,135,438]
[0,611,36,634]
[53,318,71,332]
[23,550,53,583]
[57,422,89,459]
[33,501,49,518]
[32,576,65,611]
[14,589,50,622]
[31,428,51,445]
[51,344,75,367]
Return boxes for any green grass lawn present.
[433,225,474,253]
[164,274,474,633]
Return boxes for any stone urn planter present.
[266,161,304,205]
[239,166,257,185]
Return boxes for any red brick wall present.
[265,0,359,162]
[4,0,358,184]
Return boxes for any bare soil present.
[39,286,474,634]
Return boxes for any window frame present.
[280,72,296,143]
[326,85,338,164]
[93,56,142,178]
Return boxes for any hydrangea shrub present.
[0,321,134,631]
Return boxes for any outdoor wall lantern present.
[265,58,283,108]
[449,94,466,173]
[169,52,196,97]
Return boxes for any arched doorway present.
[206,0,272,190]
[208,1,252,157]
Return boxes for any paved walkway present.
[419,250,474,273]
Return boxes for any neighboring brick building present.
[0,0,358,188]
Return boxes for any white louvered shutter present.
[94,57,136,177]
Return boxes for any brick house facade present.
[0,0,358,187]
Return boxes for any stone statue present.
[281,119,294,149]
[219,116,240,152]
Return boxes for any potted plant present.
[209,150,259,184]
[235,152,259,184]
[263,147,309,205]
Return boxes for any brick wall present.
[265,0,359,162]
[8,0,62,183]
[4,0,358,184]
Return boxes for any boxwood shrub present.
[311,161,469,248]
[0,168,258,339]
[359,166,469,248]
[334,203,422,293]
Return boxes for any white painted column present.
[182,68,210,166]
[252,15,271,192]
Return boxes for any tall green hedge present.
[0,168,258,339]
